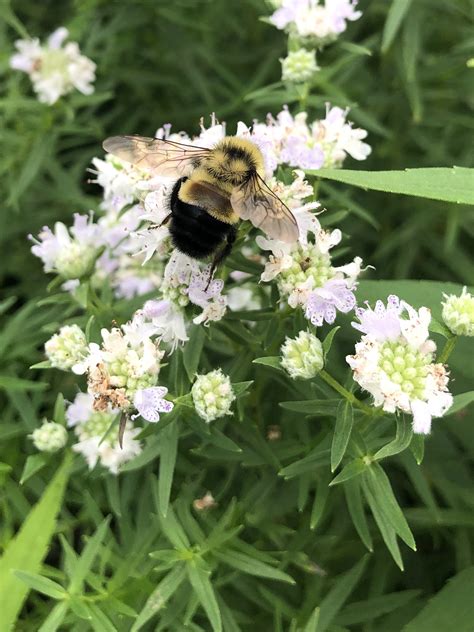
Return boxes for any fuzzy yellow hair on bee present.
[103,132,298,282]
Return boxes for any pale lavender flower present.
[133,386,174,423]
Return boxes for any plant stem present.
[438,335,457,363]
[319,370,374,415]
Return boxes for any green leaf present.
[322,326,340,357]
[215,549,295,584]
[20,454,49,485]
[302,607,320,632]
[38,602,69,632]
[29,361,53,370]
[279,400,339,415]
[344,479,373,552]
[156,499,190,549]
[0,453,72,629]
[52,393,66,425]
[381,0,413,52]
[183,325,206,381]
[373,414,413,461]
[309,167,474,205]
[85,603,116,632]
[310,472,331,529]
[336,589,420,626]
[410,433,425,465]
[253,356,285,373]
[232,381,254,397]
[279,448,330,479]
[68,517,110,594]
[131,564,187,631]
[330,458,367,486]
[331,401,354,472]
[14,571,66,599]
[187,562,222,632]
[447,391,474,415]
[0,375,48,391]
[363,463,416,551]
[158,422,180,517]
[403,566,474,632]
[317,556,369,632]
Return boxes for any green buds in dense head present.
[281,330,324,379]
[31,421,68,453]
[191,369,236,423]
[442,288,474,337]
[45,324,88,370]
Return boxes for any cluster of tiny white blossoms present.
[269,0,361,46]
[249,106,371,173]
[10,27,96,105]
[66,393,142,473]
[71,313,173,422]
[257,201,363,326]
[346,296,453,434]
[30,213,101,282]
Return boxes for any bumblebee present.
[102,134,298,275]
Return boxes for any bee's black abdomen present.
[169,178,233,260]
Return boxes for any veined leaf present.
[317,556,369,632]
[382,0,413,52]
[68,517,110,594]
[14,571,66,600]
[187,561,222,632]
[309,167,474,205]
[0,453,72,629]
[158,421,180,517]
[131,564,187,632]
[447,391,474,415]
[403,566,474,632]
[330,458,367,486]
[373,414,413,461]
[214,549,295,584]
[344,479,373,552]
[331,401,354,471]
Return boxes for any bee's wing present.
[102,135,211,177]
[230,174,299,243]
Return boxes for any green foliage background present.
[0,0,473,630]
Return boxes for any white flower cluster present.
[250,105,371,173]
[269,0,362,45]
[257,190,362,326]
[10,27,96,105]
[72,313,168,417]
[67,393,142,473]
[347,296,453,434]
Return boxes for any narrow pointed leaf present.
[158,421,180,517]
[331,401,354,471]
[187,562,222,632]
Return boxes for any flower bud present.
[442,288,474,337]
[281,330,324,379]
[31,421,68,452]
[281,49,318,83]
[45,324,88,370]
[55,241,97,279]
[191,369,235,423]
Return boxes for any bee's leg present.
[205,226,237,291]
[159,213,172,227]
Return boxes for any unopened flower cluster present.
[10,27,95,104]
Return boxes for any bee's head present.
[207,137,264,185]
